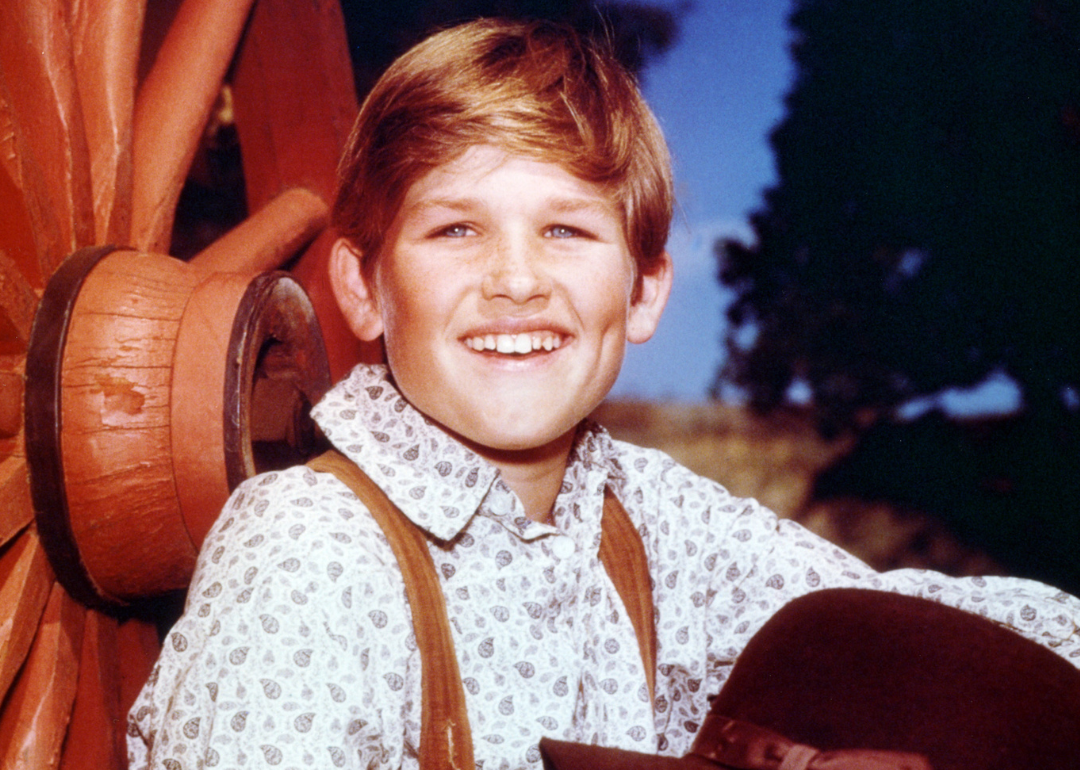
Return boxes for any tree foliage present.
[717,0,1079,428]
[714,0,1080,591]
[339,0,680,98]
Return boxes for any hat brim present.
[539,737,714,770]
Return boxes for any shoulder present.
[602,437,790,595]
[209,463,388,546]
[132,463,416,770]
[607,438,763,529]
[213,463,356,527]
[168,465,415,699]
[191,464,403,603]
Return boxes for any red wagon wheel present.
[0,0,370,765]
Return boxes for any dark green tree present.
[339,0,680,97]
[715,0,1080,591]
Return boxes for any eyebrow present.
[405,196,616,218]
[407,197,481,214]
[545,197,617,217]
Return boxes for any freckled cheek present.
[565,273,635,327]
[376,270,437,333]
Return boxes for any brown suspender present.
[307,449,656,770]
[309,449,474,769]
[597,493,658,706]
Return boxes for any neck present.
[463,430,577,524]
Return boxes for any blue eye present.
[434,222,477,237]
[546,225,579,239]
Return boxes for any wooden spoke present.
[0,582,86,770]
[117,617,163,722]
[230,0,374,379]
[0,250,38,355]
[0,529,55,707]
[130,0,257,252]
[0,0,94,276]
[70,0,145,244]
[190,187,329,274]
[231,0,356,209]
[0,364,22,442]
[0,456,32,550]
[58,610,124,770]
[0,161,42,291]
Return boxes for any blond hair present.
[332,18,673,286]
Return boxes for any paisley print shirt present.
[128,364,1080,770]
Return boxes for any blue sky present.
[610,0,797,400]
[607,0,1024,416]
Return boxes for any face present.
[332,145,671,462]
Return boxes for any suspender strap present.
[600,489,657,703]
[308,449,657,768]
[308,450,475,770]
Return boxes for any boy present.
[128,18,1080,770]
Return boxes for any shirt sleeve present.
[126,466,419,770]
[710,493,1080,669]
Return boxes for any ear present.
[626,250,673,344]
[328,237,385,341]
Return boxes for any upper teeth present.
[466,333,563,354]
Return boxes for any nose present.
[480,235,552,304]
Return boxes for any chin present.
[456,418,582,458]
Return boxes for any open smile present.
[463,332,566,355]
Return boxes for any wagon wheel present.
[0,0,370,766]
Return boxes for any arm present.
[714,502,1080,663]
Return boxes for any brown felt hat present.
[540,587,1080,770]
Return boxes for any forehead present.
[398,145,620,218]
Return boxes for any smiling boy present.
[330,144,669,523]
[129,18,1080,770]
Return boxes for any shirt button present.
[551,537,575,560]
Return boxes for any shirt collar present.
[311,364,624,542]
